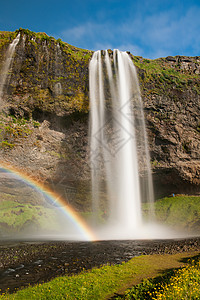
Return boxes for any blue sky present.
[0,0,200,58]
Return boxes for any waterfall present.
[42,40,49,73]
[0,33,20,104]
[89,49,155,239]
[54,44,63,96]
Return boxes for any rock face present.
[0,29,91,117]
[134,55,200,196]
[0,29,199,207]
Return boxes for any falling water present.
[54,44,63,96]
[42,40,49,73]
[89,50,155,239]
[0,33,20,104]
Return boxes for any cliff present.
[0,29,199,208]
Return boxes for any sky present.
[0,0,200,59]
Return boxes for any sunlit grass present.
[0,200,59,233]
[155,195,200,230]
[116,256,200,299]
[0,253,199,300]
[143,195,200,231]
[0,256,151,299]
[152,259,200,300]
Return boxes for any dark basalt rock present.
[0,29,199,205]
[166,56,177,62]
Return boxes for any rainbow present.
[0,162,97,241]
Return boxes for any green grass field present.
[0,199,60,235]
[153,195,200,231]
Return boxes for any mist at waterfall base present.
[89,49,180,240]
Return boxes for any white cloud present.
[116,43,144,57]
[121,5,200,57]
[61,22,115,48]
[60,5,200,59]
[63,25,88,40]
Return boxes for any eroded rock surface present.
[0,29,199,204]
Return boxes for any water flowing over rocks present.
[0,29,199,208]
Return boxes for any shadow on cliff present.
[32,108,92,212]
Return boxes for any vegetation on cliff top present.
[131,55,200,97]
[0,28,92,60]
[0,28,200,118]
[0,28,92,118]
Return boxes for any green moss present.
[0,115,33,149]
[0,31,16,53]
[66,90,89,112]
[0,200,59,232]
[32,120,40,128]
[1,29,199,117]
[131,55,200,96]
[148,195,200,230]
[182,140,192,153]
[0,140,15,148]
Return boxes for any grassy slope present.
[132,55,200,94]
[114,254,200,299]
[0,251,198,299]
[153,195,200,231]
[0,199,59,234]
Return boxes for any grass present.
[114,255,200,299]
[0,252,198,300]
[0,31,15,51]
[153,259,200,300]
[0,114,33,149]
[1,194,200,235]
[131,55,200,97]
[0,200,59,233]
[132,55,199,81]
[152,195,200,231]
[14,28,92,63]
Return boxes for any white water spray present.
[89,50,157,239]
[0,33,20,104]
